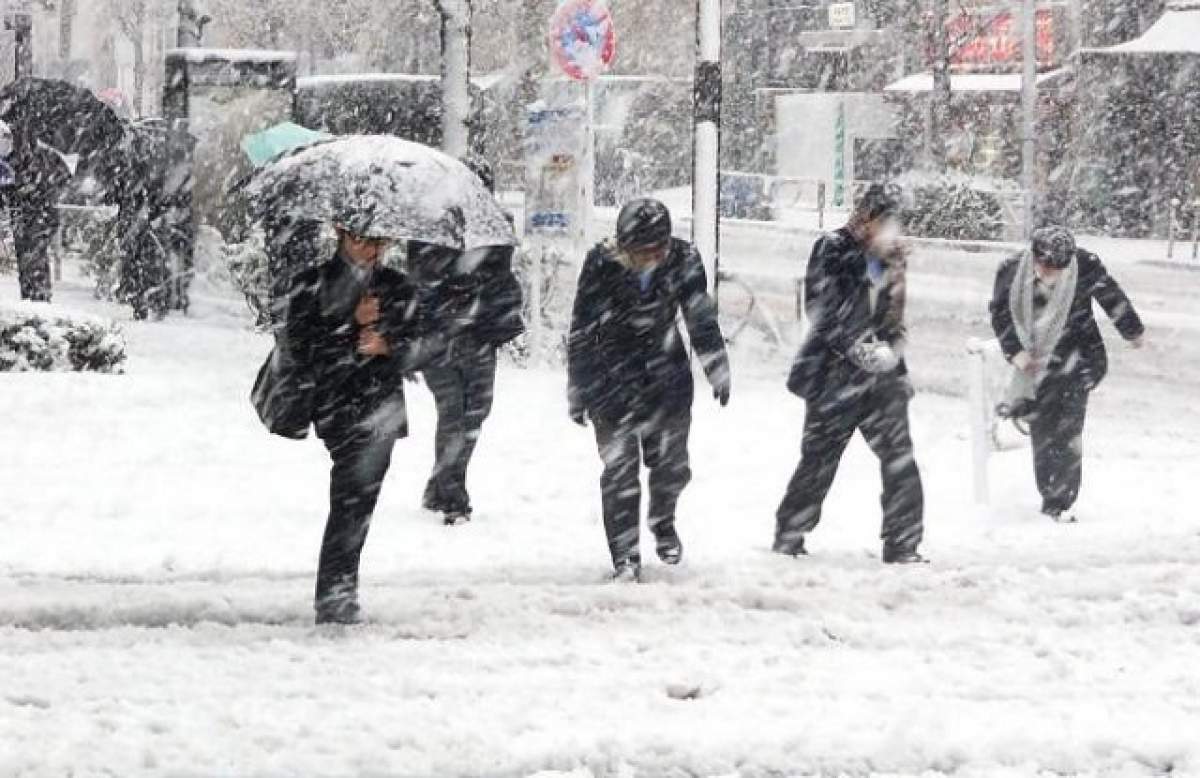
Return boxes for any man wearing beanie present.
[568,198,732,581]
[775,183,927,564]
[990,225,1145,523]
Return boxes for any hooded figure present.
[989,225,1145,522]
[568,198,731,581]
[775,183,927,564]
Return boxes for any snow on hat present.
[1032,225,1076,268]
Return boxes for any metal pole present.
[1168,197,1179,260]
[1191,198,1199,262]
[966,338,992,505]
[9,12,32,79]
[579,77,596,259]
[693,0,722,303]
[1020,0,1037,237]
[438,0,472,158]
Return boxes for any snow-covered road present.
[2,257,1198,776]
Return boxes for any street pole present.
[693,0,722,304]
[929,0,951,166]
[7,11,32,79]
[579,77,596,257]
[438,0,472,158]
[1020,0,1037,237]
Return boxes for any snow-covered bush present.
[0,303,126,373]
[899,174,1005,241]
[218,232,272,327]
[71,216,123,302]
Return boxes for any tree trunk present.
[436,0,472,157]
[928,0,951,166]
[59,0,77,61]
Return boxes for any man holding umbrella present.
[0,78,125,302]
[245,135,517,622]
[285,204,454,625]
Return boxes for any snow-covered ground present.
[2,247,1198,776]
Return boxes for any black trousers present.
[14,208,58,302]
[593,409,693,568]
[1030,380,1089,514]
[118,226,169,319]
[422,347,497,514]
[775,383,924,555]
[315,430,396,609]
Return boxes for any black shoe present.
[655,526,683,565]
[611,560,642,583]
[422,485,446,513]
[443,511,471,527]
[1043,508,1078,524]
[882,549,929,565]
[315,598,362,626]
[772,535,808,557]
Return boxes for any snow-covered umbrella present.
[239,135,515,251]
[0,77,125,160]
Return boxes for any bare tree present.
[107,0,148,115]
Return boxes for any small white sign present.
[828,2,856,28]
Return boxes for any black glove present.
[712,370,731,407]
[569,403,588,427]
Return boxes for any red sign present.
[945,10,1056,69]
[549,0,617,81]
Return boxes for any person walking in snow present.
[409,158,524,527]
[568,198,731,581]
[774,183,926,564]
[284,207,452,625]
[111,122,171,320]
[989,225,1145,523]
[7,136,72,302]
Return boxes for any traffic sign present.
[549,0,616,82]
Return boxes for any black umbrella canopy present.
[0,77,126,160]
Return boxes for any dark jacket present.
[285,256,440,441]
[8,142,72,219]
[990,249,1144,389]
[409,242,525,359]
[471,244,525,347]
[788,228,909,404]
[568,237,730,423]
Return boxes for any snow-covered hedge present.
[898,174,1006,241]
[0,302,126,373]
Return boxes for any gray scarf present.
[1006,249,1078,403]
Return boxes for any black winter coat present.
[285,256,442,441]
[470,244,525,348]
[989,249,1144,389]
[788,228,909,405]
[568,237,730,424]
[409,242,525,357]
[6,143,71,218]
